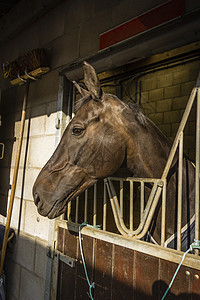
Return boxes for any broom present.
[2,48,49,85]
[0,49,50,280]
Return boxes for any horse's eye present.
[72,128,84,136]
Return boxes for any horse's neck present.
[125,118,172,178]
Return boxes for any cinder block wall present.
[0,69,59,299]
[122,60,200,160]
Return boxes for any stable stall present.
[0,1,199,299]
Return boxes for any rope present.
[78,222,101,300]
[161,240,200,300]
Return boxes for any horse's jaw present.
[33,164,97,219]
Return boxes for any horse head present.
[33,62,131,218]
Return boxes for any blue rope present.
[161,240,200,300]
[78,222,101,300]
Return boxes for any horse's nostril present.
[34,193,40,206]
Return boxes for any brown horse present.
[33,62,195,248]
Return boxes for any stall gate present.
[55,225,200,299]
[52,73,200,299]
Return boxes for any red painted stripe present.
[99,0,184,50]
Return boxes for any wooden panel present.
[57,227,65,252]
[57,227,200,300]
[77,234,94,279]
[135,251,159,299]
[160,258,190,299]
[57,261,75,300]
[94,285,112,300]
[63,229,77,259]
[94,239,113,292]
[75,276,90,300]
[112,244,134,300]
[190,268,200,299]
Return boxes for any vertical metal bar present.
[72,84,76,119]
[67,202,71,221]
[84,189,88,223]
[130,181,133,231]
[195,88,200,248]
[93,183,97,226]
[75,196,79,223]
[161,180,167,246]
[120,180,123,218]
[177,132,183,251]
[161,87,196,180]
[103,181,107,231]
[140,181,145,221]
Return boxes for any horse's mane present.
[127,102,147,127]
[75,93,147,127]
[74,95,91,113]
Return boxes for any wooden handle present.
[0,81,30,275]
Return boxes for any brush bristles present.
[2,48,48,80]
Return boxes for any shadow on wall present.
[4,232,48,300]
[0,85,31,222]
[0,87,17,216]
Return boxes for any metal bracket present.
[55,117,60,129]
[46,244,76,268]
[57,251,76,268]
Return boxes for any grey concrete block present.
[9,195,25,231]
[30,112,46,137]
[27,135,55,168]
[12,233,36,272]
[10,137,28,169]
[14,167,40,201]
[28,70,59,107]
[79,10,111,58]
[23,200,50,240]
[50,28,80,69]
[64,0,93,30]
[39,3,65,46]
[4,260,21,300]
[34,238,48,279]
[20,267,45,300]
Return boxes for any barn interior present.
[0,0,199,299]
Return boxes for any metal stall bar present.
[93,183,97,226]
[120,180,123,219]
[136,80,199,243]
[140,181,145,220]
[177,132,183,251]
[161,180,167,246]
[130,181,133,231]
[106,177,161,236]
[103,181,107,231]
[106,178,131,235]
[105,179,128,236]
[84,190,88,223]
[161,87,197,180]
[195,86,200,248]
[75,197,79,223]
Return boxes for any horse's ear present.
[83,61,102,100]
[73,81,90,97]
